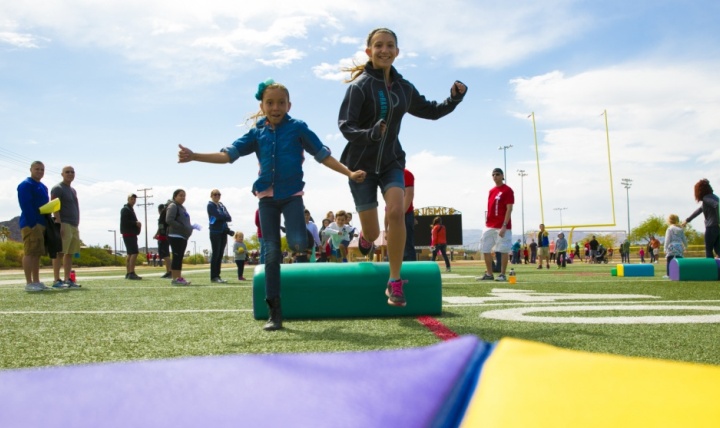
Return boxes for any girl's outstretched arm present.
[321,156,366,183]
[178,144,231,164]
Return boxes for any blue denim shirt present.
[222,115,331,200]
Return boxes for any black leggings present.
[235,260,246,278]
[169,236,188,271]
[431,244,451,268]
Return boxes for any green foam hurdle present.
[670,258,720,281]
[252,261,442,320]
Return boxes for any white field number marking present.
[444,289,720,324]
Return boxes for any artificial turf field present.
[1,259,719,370]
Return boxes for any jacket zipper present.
[375,76,393,174]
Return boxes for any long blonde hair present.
[342,28,398,83]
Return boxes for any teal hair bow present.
[255,78,275,101]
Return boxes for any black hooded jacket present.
[338,62,465,174]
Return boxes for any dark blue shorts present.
[348,168,404,212]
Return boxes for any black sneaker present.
[357,232,375,256]
[127,272,142,280]
[476,273,494,281]
[161,272,172,279]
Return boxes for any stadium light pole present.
[553,207,568,231]
[517,169,528,242]
[498,145,513,182]
[621,178,633,235]
[107,229,117,261]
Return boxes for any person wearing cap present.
[120,193,142,280]
[477,168,514,282]
[555,232,569,268]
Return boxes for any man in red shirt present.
[477,168,514,281]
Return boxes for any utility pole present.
[136,187,154,254]
[517,170,528,242]
[621,178,632,236]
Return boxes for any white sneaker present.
[495,274,507,282]
[662,275,670,279]
[25,282,46,292]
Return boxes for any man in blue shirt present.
[17,161,50,292]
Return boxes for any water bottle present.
[509,268,517,284]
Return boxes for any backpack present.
[155,202,172,238]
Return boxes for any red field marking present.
[417,316,459,341]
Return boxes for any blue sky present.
[2,0,719,254]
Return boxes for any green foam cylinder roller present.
[669,258,720,281]
[252,261,443,320]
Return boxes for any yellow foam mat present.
[461,338,720,427]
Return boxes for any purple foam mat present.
[0,336,483,428]
[669,258,680,281]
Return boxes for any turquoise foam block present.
[0,336,492,428]
[253,261,442,319]
[621,264,654,277]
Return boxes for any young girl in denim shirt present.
[178,80,366,331]
[338,28,466,307]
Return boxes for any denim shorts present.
[348,168,405,212]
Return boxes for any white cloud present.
[312,51,366,81]
[511,62,720,164]
[0,31,46,48]
[256,48,306,67]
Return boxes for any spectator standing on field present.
[18,161,50,292]
[155,201,172,278]
[208,189,233,283]
[166,188,195,286]
[477,168,514,282]
[621,238,631,263]
[529,238,537,263]
[589,235,599,264]
[50,166,82,289]
[555,232,568,268]
[430,216,451,272]
[537,224,550,269]
[120,193,142,280]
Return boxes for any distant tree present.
[629,214,704,245]
[629,215,666,243]
[244,234,260,251]
[0,226,9,242]
[592,233,617,250]
[684,225,704,245]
